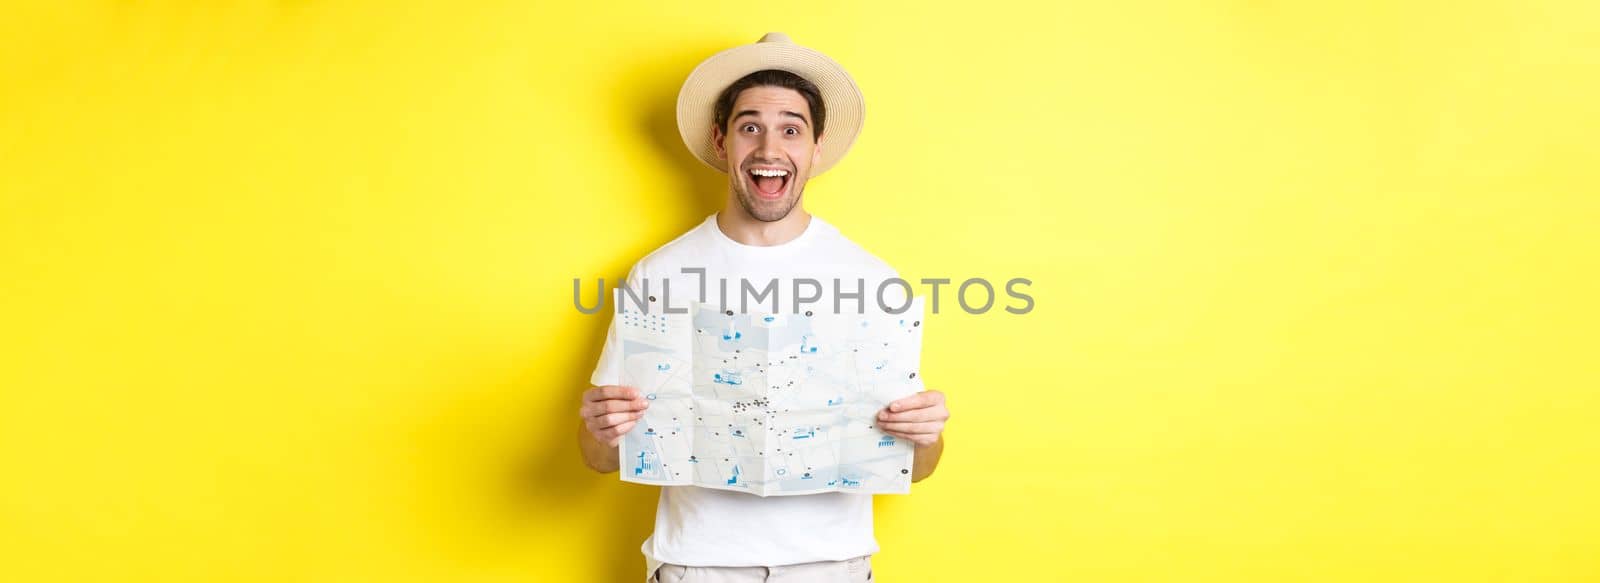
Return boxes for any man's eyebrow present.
[732,109,810,126]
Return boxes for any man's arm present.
[878,389,951,482]
[910,434,944,482]
[577,417,620,473]
[578,385,649,473]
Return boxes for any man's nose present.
[757,133,783,159]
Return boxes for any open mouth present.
[746,167,791,199]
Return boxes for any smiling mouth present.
[746,167,791,199]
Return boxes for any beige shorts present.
[649,555,873,583]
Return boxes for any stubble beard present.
[733,174,805,223]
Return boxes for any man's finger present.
[877,421,943,434]
[880,428,939,445]
[886,390,942,413]
[588,410,643,430]
[878,406,946,423]
[581,397,648,419]
[601,419,636,445]
[585,385,640,402]
[601,419,633,445]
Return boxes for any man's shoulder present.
[812,217,901,279]
[625,216,716,280]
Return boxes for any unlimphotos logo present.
[574,268,1033,316]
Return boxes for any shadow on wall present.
[501,315,659,582]
[617,41,732,231]
[500,42,730,582]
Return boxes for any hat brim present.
[676,40,863,176]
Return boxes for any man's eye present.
[785,127,799,135]
[742,124,758,133]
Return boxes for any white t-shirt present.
[589,212,906,568]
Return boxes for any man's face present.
[712,86,823,223]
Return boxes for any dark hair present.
[712,69,826,142]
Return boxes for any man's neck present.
[716,205,812,246]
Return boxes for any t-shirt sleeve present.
[882,266,909,309]
[866,259,910,312]
[587,262,644,387]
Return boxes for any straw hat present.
[675,32,864,176]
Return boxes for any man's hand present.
[580,385,649,448]
[878,389,949,448]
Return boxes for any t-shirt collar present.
[705,212,820,255]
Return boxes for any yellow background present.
[3,1,1597,581]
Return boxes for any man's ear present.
[811,132,824,168]
[711,125,726,161]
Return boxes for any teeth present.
[749,169,789,177]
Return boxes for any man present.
[577,33,951,583]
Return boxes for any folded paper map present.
[616,293,925,496]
